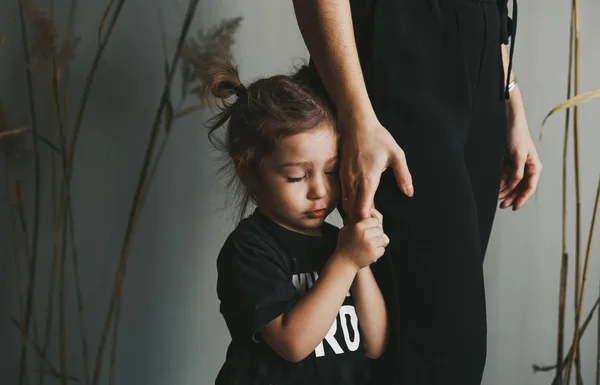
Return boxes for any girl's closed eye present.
[286,175,307,183]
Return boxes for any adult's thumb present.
[391,149,414,197]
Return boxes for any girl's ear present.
[234,156,257,190]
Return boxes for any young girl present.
[206,60,389,385]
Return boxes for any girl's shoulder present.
[216,213,292,272]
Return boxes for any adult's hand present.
[340,114,414,222]
[498,43,542,211]
[498,104,542,211]
[292,0,413,219]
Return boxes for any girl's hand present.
[336,208,388,269]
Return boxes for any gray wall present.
[1,0,599,384]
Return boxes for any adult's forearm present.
[292,0,375,123]
[502,44,525,121]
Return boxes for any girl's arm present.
[261,216,387,363]
[261,251,359,363]
[351,266,388,358]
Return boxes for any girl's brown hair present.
[204,59,337,221]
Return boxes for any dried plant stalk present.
[98,0,116,46]
[566,0,583,382]
[40,224,59,385]
[52,0,91,383]
[542,90,600,126]
[536,1,600,383]
[108,303,120,385]
[6,2,242,385]
[141,16,243,204]
[597,282,600,385]
[68,209,90,385]
[58,209,69,385]
[15,180,42,339]
[8,316,80,383]
[53,2,130,375]
[15,2,87,385]
[565,177,600,385]
[67,0,126,171]
[16,180,46,385]
[93,3,201,384]
[40,92,62,385]
[52,28,71,385]
[23,3,70,383]
[535,296,600,375]
[40,22,63,385]
[33,3,85,383]
[0,127,28,138]
[16,0,43,383]
[581,178,600,384]
[556,7,575,384]
[558,251,569,383]
[14,2,129,383]
[5,155,25,324]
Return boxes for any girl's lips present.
[307,209,327,218]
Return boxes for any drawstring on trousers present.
[431,0,518,100]
[504,0,517,99]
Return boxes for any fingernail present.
[406,184,414,197]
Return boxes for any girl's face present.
[255,123,340,236]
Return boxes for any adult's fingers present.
[499,175,507,192]
[340,165,358,222]
[507,152,526,191]
[513,163,541,210]
[498,172,512,199]
[500,187,519,209]
[341,178,349,212]
[391,148,414,197]
[357,172,381,220]
[498,187,512,199]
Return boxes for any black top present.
[347,0,516,98]
[215,209,368,385]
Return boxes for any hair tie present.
[234,83,247,98]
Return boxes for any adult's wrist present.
[337,103,379,134]
[505,80,525,118]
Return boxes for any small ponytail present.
[203,59,245,109]
[203,59,248,152]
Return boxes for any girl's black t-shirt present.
[215,209,368,385]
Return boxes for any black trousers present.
[361,0,508,384]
